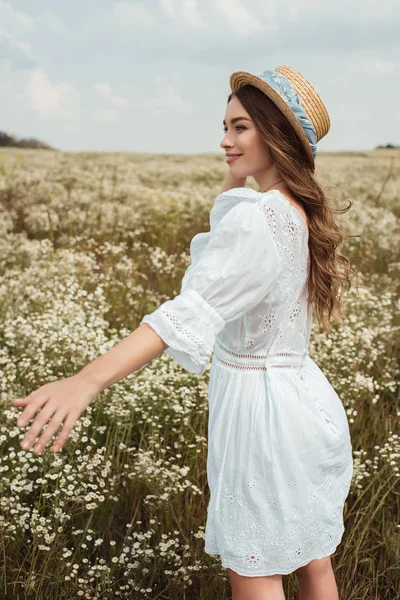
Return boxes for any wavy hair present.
[228,85,359,333]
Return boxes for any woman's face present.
[220,96,273,180]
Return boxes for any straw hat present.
[230,65,330,170]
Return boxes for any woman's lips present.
[226,155,242,164]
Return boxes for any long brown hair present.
[228,85,359,333]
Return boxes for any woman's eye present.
[223,125,246,133]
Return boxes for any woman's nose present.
[220,133,231,149]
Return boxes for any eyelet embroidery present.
[289,300,302,323]
[276,243,295,271]
[245,553,261,568]
[214,342,308,371]
[281,211,302,243]
[216,344,304,360]
[245,338,256,350]
[257,203,277,239]
[224,486,244,506]
[205,482,350,574]
[216,359,304,370]
[220,195,311,365]
[262,312,276,332]
[160,308,207,349]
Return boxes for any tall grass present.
[0,148,399,599]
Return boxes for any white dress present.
[140,187,354,577]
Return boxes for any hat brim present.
[230,71,315,169]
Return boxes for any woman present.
[13,65,356,600]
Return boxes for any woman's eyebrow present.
[223,116,252,125]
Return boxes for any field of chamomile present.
[0,147,399,599]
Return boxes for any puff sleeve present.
[140,199,280,375]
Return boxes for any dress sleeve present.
[140,199,280,375]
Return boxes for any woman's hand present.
[13,373,100,455]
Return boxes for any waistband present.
[214,339,309,378]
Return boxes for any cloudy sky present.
[0,0,398,154]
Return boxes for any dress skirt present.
[203,339,354,577]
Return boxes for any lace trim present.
[204,463,353,576]
[160,307,206,350]
[214,343,308,371]
[214,345,305,360]
[205,533,345,577]
[216,358,304,371]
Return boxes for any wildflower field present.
[0,147,399,599]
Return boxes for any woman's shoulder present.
[217,186,287,207]
[220,188,308,228]
[211,188,264,231]
[212,187,286,222]
[219,186,260,199]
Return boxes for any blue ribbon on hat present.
[258,69,318,159]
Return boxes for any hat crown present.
[274,65,330,143]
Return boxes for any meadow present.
[0,147,399,599]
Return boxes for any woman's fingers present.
[13,398,29,405]
[17,392,48,428]
[51,411,80,453]
[31,408,68,455]
[20,399,56,451]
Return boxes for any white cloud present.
[92,108,120,124]
[348,57,397,76]
[95,82,112,97]
[0,1,65,34]
[115,0,206,29]
[145,83,194,115]
[109,0,399,60]
[113,1,154,27]
[0,31,36,68]
[94,82,128,107]
[112,0,277,38]
[159,0,206,28]
[0,1,35,33]
[35,13,66,34]
[26,67,80,118]
[152,72,179,84]
[215,0,264,35]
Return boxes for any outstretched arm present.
[78,323,168,394]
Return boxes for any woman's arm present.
[78,323,168,394]
[221,171,247,194]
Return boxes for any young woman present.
[14,65,356,600]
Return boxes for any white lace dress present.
[140,187,353,577]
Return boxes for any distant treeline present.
[0,131,55,150]
[375,143,400,149]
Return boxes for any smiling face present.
[220,95,274,181]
